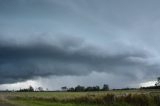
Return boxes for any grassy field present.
[0,90,160,106]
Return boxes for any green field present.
[0,90,160,106]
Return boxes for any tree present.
[38,87,44,91]
[85,86,100,91]
[75,85,85,92]
[61,86,67,91]
[155,77,160,86]
[67,87,75,92]
[46,88,49,91]
[102,84,109,91]
[29,86,34,92]
[18,86,34,92]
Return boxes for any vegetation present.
[0,77,160,106]
[18,86,34,92]
[0,90,160,106]
[66,84,109,92]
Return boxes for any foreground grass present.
[0,90,160,106]
[9,99,132,106]
[10,99,101,106]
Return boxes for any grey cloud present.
[0,34,158,84]
[1,0,160,88]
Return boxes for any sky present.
[0,0,160,90]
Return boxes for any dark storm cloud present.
[1,0,160,87]
[0,33,158,84]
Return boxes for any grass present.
[0,90,160,106]
[10,99,99,106]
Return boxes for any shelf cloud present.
[0,34,159,85]
[0,0,160,88]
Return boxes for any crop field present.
[0,90,160,106]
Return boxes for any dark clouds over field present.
[0,33,159,87]
[0,0,160,88]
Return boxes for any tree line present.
[16,84,109,92]
[62,84,109,92]
[2,77,160,92]
[18,86,45,92]
[140,77,160,90]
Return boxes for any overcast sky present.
[0,0,160,90]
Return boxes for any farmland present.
[0,90,160,106]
